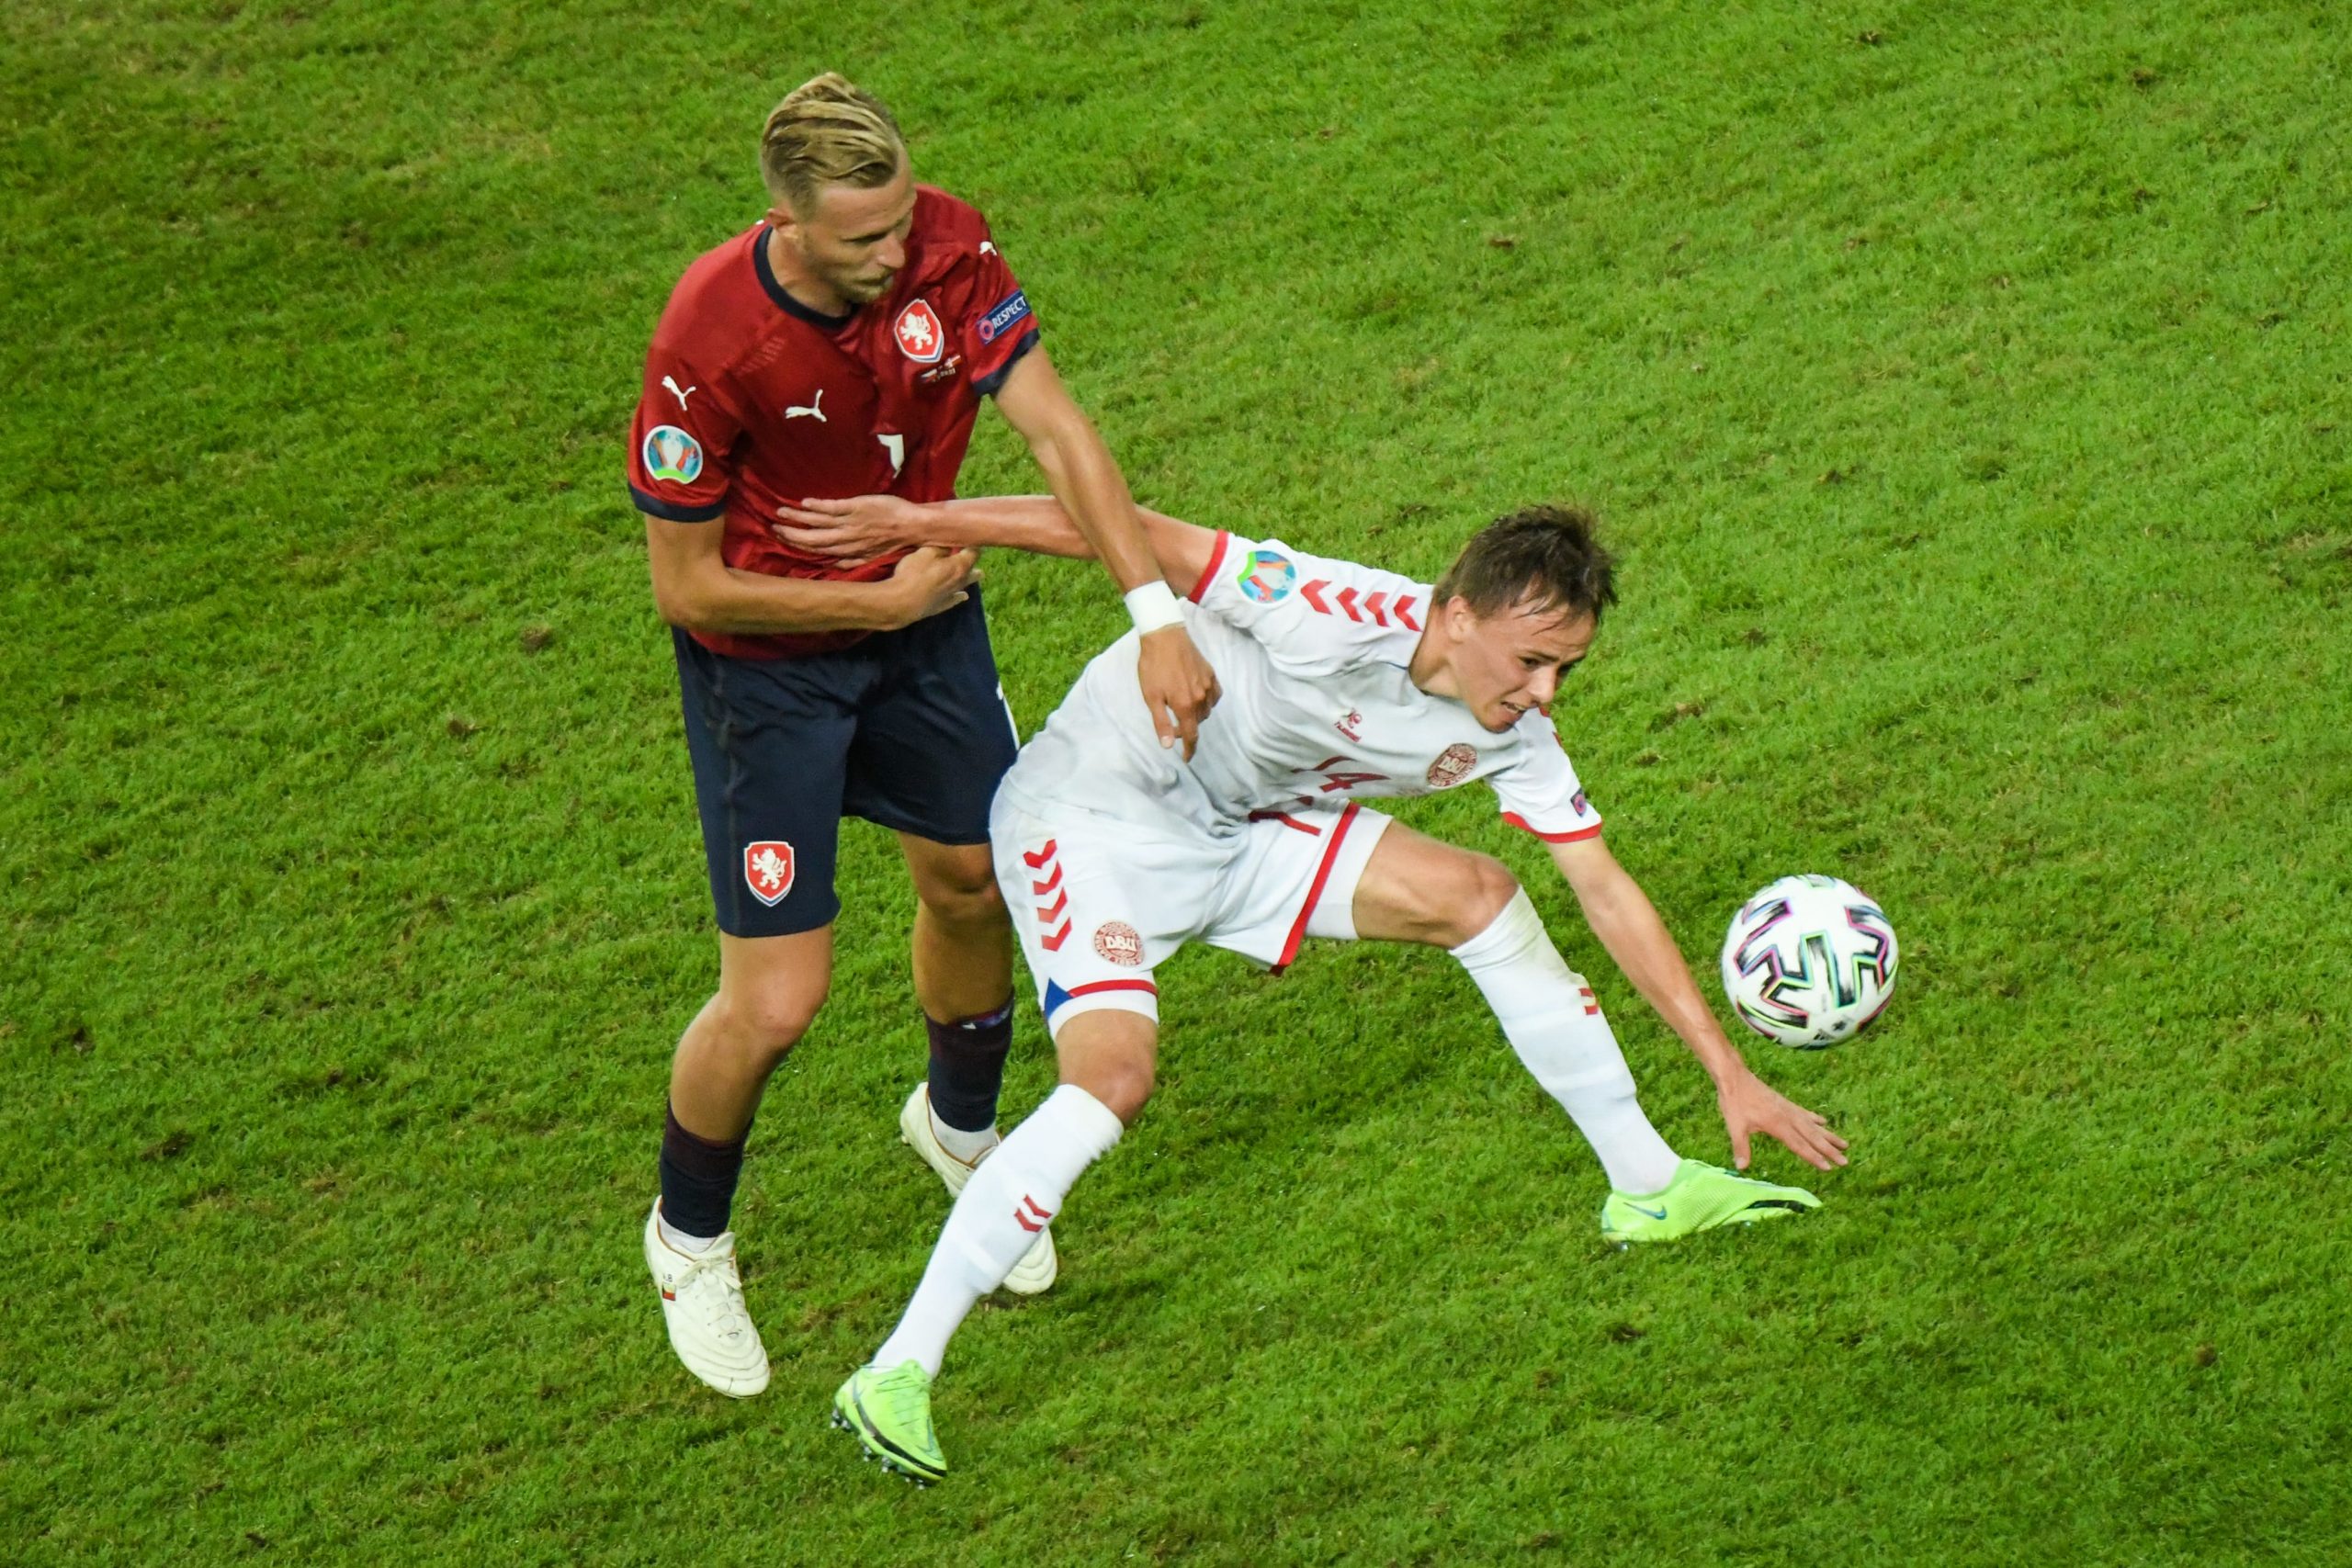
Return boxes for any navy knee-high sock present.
[924,998,1014,1133]
[659,1104,748,1239]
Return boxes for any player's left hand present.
[775,494,925,563]
[1716,1070,1849,1172]
[1137,625,1220,760]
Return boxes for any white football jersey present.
[1002,531,1605,844]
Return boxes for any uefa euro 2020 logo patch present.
[1237,549,1296,604]
[644,424,704,484]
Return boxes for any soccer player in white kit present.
[776,492,1850,1483]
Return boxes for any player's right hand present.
[1137,623,1221,760]
[775,493,926,563]
[1715,1071,1849,1172]
[882,546,979,627]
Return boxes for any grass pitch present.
[4,1,2348,1562]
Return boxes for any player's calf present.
[1445,888,1683,1195]
[868,1083,1127,1384]
[677,932,835,1119]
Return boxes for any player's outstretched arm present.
[775,494,1222,600]
[1545,833,1850,1173]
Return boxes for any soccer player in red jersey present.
[626,74,1219,1398]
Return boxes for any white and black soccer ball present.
[1719,874,1898,1048]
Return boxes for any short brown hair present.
[1433,504,1618,623]
[760,73,906,214]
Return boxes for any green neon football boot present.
[1600,1158,1821,1246]
[832,1361,946,1484]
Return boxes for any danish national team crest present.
[1237,549,1296,604]
[643,424,704,483]
[1092,921,1144,966]
[893,299,945,364]
[743,840,796,907]
[1426,743,1478,789]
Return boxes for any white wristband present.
[1124,580,1185,636]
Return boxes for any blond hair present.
[760,73,906,214]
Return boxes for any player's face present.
[776,162,918,308]
[1444,596,1597,732]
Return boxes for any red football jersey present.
[628,186,1042,658]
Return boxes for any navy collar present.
[753,226,855,331]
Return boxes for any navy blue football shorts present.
[672,590,1019,938]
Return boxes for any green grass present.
[5,0,2349,1562]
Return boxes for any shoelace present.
[871,1369,934,1438]
[672,1248,751,1336]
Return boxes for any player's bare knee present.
[1076,1057,1155,1125]
[1054,1015,1158,1124]
[727,984,825,1066]
[1443,854,1521,946]
[910,849,1008,932]
[917,873,1008,934]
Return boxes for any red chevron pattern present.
[1578,985,1600,1017]
[1028,840,1072,951]
[1296,578,1421,632]
[1014,1195,1054,1233]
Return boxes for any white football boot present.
[643,1201,770,1397]
[899,1083,1058,1295]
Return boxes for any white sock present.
[1450,889,1682,1196]
[657,1211,724,1255]
[930,1104,1000,1167]
[875,1084,1125,1377]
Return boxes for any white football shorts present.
[989,784,1393,1036]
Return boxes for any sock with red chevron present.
[873,1084,1124,1377]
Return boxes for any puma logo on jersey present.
[785,389,826,423]
[662,375,696,412]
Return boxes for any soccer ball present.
[1719,874,1898,1048]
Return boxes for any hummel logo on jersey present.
[1013,1195,1053,1233]
[785,389,826,423]
[662,375,696,412]
[1336,709,1363,742]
